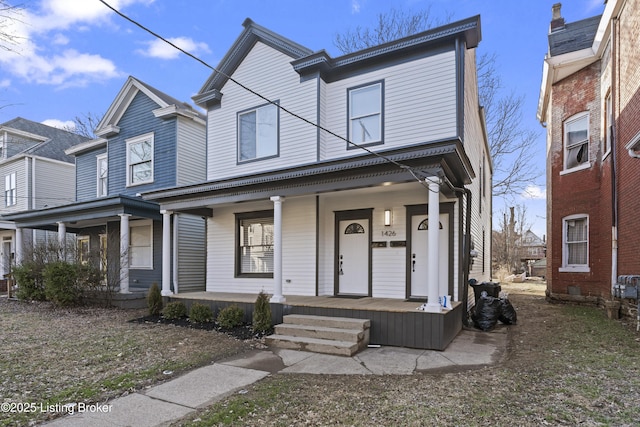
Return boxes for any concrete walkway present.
[42,327,507,426]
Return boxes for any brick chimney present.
[550,3,565,32]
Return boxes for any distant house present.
[0,117,88,278]
[3,77,206,295]
[144,16,492,350]
[515,230,546,276]
[537,0,640,302]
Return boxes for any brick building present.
[538,0,640,304]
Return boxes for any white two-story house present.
[144,16,492,349]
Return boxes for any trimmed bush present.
[189,303,213,323]
[216,304,244,328]
[12,262,46,301]
[43,261,80,307]
[147,283,163,316]
[252,291,272,333]
[162,301,187,319]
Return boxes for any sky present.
[0,0,608,238]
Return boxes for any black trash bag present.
[498,297,517,325]
[472,292,501,331]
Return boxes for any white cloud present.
[351,0,362,14]
[137,37,211,60]
[41,118,75,130]
[521,185,546,200]
[0,0,153,87]
[0,79,10,88]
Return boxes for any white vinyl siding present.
[176,117,206,186]
[323,49,457,160]
[206,197,317,296]
[32,159,75,210]
[207,42,317,181]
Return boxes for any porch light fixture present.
[384,209,392,226]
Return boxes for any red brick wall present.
[547,63,614,298]
[616,0,640,276]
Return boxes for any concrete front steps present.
[266,314,371,357]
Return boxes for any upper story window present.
[560,214,589,272]
[563,113,589,171]
[126,133,154,186]
[348,81,383,148]
[238,103,279,163]
[97,154,108,197]
[604,91,612,156]
[4,173,16,207]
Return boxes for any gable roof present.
[194,16,481,108]
[193,18,314,107]
[95,76,204,138]
[548,15,601,57]
[0,117,89,163]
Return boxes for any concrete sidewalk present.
[42,327,507,426]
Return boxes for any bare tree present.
[0,1,23,52]
[333,6,541,200]
[493,204,532,275]
[64,112,103,139]
[334,6,453,54]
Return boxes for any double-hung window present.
[560,215,589,272]
[564,113,589,171]
[348,81,383,147]
[4,173,16,207]
[238,103,279,162]
[126,133,154,186]
[236,211,274,277]
[129,220,153,269]
[97,154,108,197]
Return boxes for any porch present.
[170,292,463,351]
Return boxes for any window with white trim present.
[348,81,383,146]
[238,103,279,162]
[564,113,589,171]
[236,211,274,277]
[126,133,154,186]
[4,173,16,207]
[129,220,153,269]
[77,236,90,265]
[97,154,108,197]
[561,215,589,272]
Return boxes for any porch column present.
[15,228,23,265]
[57,222,66,259]
[119,214,130,294]
[270,196,285,303]
[425,177,441,313]
[161,210,173,296]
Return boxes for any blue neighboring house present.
[3,77,207,297]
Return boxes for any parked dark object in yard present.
[472,292,502,331]
[498,297,518,324]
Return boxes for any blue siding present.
[75,147,106,201]
[108,91,177,196]
[128,220,163,288]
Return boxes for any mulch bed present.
[129,314,272,341]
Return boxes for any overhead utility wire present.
[97,0,435,190]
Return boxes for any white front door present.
[338,219,369,295]
[410,213,449,299]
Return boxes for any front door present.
[1,239,12,278]
[335,210,371,296]
[409,213,449,299]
